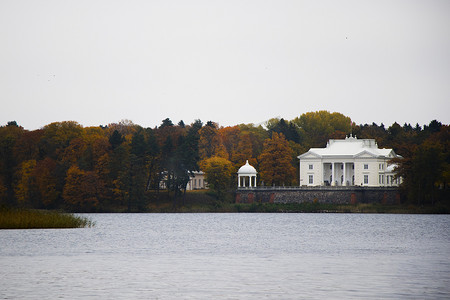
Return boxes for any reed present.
[0,208,94,229]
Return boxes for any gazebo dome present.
[237,160,257,175]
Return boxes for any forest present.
[0,111,448,212]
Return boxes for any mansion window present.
[364,175,369,184]
[364,164,369,170]
[309,175,313,184]
[309,164,313,170]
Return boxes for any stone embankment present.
[236,187,400,205]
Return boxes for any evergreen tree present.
[129,131,148,211]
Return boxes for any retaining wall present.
[235,187,400,205]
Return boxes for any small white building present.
[237,160,257,188]
[159,171,208,190]
[298,136,401,187]
[186,171,207,190]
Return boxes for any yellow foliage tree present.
[14,160,37,206]
[201,156,233,200]
[292,111,351,148]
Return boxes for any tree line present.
[0,111,448,211]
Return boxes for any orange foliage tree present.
[63,165,99,211]
[258,132,296,186]
[219,126,241,161]
[198,123,228,161]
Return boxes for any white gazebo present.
[237,160,257,188]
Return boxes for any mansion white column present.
[331,162,335,186]
[343,163,346,186]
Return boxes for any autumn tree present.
[14,160,37,207]
[219,126,241,161]
[63,165,100,212]
[39,121,83,160]
[240,124,269,153]
[202,156,233,200]
[198,122,228,161]
[258,132,296,186]
[231,132,256,170]
[235,124,269,170]
[394,124,449,205]
[61,137,87,165]
[34,158,60,208]
[292,111,351,148]
[13,129,43,162]
[108,119,139,137]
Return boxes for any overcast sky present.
[1,0,449,130]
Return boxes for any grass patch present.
[0,207,95,229]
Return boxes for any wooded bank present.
[1,111,448,212]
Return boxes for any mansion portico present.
[298,136,401,187]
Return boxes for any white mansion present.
[298,136,401,187]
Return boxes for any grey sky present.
[1,0,449,130]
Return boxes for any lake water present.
[1,213,449,299]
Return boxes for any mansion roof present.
[298,136,401,159]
